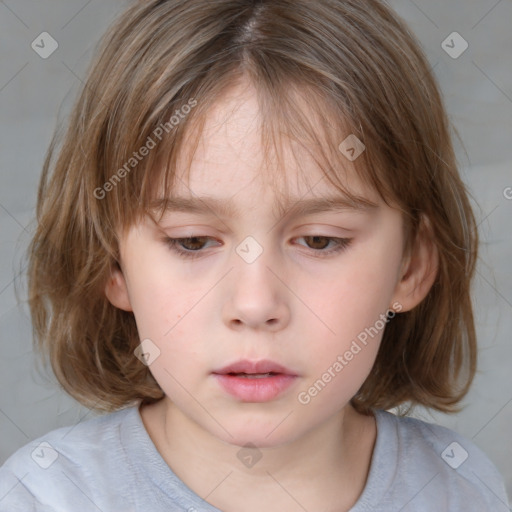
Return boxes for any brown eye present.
[178,236,209,250]
[303,236,331,250]
[164,236,220,260]
[294,236,352,257]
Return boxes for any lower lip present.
[213,374,297,402]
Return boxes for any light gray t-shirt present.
[0,404,509,511]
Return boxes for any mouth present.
[213,359,297,377]
[212,359,298,402]
[226,372,279,379]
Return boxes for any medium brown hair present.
[28,0,478,414]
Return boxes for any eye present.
[163,236,220,259]
[295,236,352,256]
[163,235,352,260]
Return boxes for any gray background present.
[0,0,511,502]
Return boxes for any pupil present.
[307,236,329,249]
[183,237,206,250]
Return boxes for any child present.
[0,0,509,510]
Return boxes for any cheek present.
[307,248,400,337]
[123,246,200,338]
[297,237,402,386]
[124,264,212,377]
[136,312,207,403]
[297,293,388,412]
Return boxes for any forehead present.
[161,79,380,216]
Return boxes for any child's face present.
[108,82,410,447]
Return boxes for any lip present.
[212,359,298,402]
[213,359,296,376]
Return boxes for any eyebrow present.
[150,194,379,219]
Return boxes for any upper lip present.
[213,359,297,376]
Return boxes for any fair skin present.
[105,80,437,512]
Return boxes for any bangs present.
[86,0,426,243]
[107,68,397,233]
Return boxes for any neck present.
[140,398,376,512]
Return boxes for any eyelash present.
[163,236,352,260]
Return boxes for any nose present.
[222,245,291,332]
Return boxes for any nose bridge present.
[223,233,290,330]
[232,233,277,297]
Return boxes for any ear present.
[104,265,133,312]
[391,215,439,313]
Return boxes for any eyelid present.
[291,220,358,233]
[163,236,221,260]
[293,236,352,257]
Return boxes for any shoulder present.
[366,410,510,511]
[0,407,137,512]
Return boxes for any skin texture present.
[105,79,438,511]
